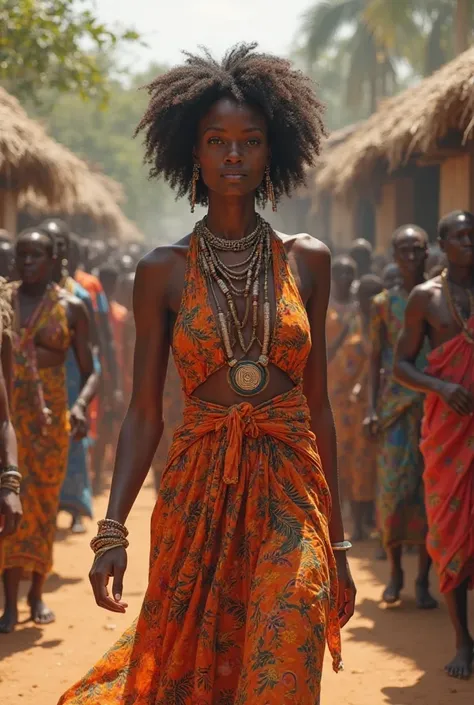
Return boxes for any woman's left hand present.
[335,552,356,627]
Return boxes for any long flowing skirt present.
[58,386,341,705]
[1,364,69,576]
[377,399,427,548]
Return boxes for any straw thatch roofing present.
[1,86,142,240]
[315,47,474,196]
[0,86,81,206]
[19,172,142,242]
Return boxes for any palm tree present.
[300,0,417,114]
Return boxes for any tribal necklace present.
[441,268,474,345]
[196,214,272,397]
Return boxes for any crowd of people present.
[327,213,474,679]
[0,221,154,630]
[0,42,472,705]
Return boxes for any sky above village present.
[95,0,316,69]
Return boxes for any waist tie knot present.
[215,403,260,485]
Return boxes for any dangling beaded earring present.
[265,165,277,212]
[191,163,200,213]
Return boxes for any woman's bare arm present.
[105,250,171,525]
[302,240,343,542]
[0,324,21,537]
[302,237,356,627]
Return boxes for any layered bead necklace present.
[441,268,474,345]
[196,214,273,397]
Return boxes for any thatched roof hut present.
[0,86,80,206]
[315,47,474,196]
[1,86,142,240]
[19,170,142,242]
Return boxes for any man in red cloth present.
[395,210,474,679]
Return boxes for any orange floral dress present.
[327,305,375,501]
[58,232,342,705]
[0,284,70,577]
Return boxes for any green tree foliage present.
[0,0,140,102]
[25,63,179,238]
[298,0,474,129]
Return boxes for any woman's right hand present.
[89,547,128,613]
[363,411,379,438]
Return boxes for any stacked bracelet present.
[0,466,21,494]
[90,519,129,561]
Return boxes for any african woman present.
[58,44,355,705]
[0,228,95,632]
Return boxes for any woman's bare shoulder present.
[136,234,192,276]
[275,230,330,273]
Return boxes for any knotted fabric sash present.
[166,385,320,486]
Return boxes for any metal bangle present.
[331,540,353,552]
[1,470,22,480]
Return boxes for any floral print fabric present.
[58,231,341,705]
[1,284,70,577]
[370,289,428,547]
[421,318,474,593]
[327,305,376,502]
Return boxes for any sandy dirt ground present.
[1,477,473,705]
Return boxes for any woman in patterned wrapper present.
[58,44,356,705]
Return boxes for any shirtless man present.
[395,210,474,678]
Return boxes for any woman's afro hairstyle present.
[135,43,326,209]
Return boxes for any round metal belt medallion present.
[228,360,269,397]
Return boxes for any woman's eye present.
[247,139,261,146]
[208,137,223,145]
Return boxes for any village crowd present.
[0,209,473,680]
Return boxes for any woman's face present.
[195,97,269,201]
[15,232,54,285]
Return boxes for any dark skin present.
[89,97,356,628]
[363,228,436,609]
[327,259,357,363]
[395,217,474,679]
[0,232,95,634]
[0,319,21,540]
[0,242,14,280]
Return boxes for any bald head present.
[438,210,474,240]
[392,224,428,248]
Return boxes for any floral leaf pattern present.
[370,290,428,547]
[58,233,341,705]
[421,314,474,593]
[0,285,70,578]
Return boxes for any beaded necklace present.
[196,215,272,397]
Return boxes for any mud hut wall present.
[0,189,18,235]
[330,197,355,249]
[439,153,472,217]
[375,182,396,254]
[439,153,470,214]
